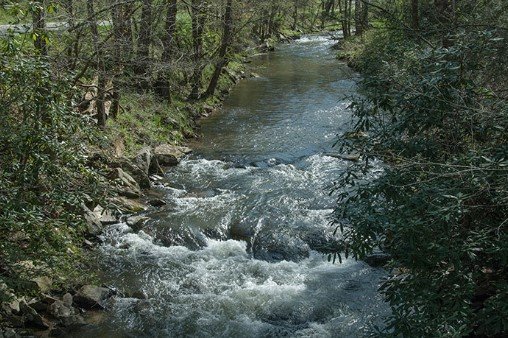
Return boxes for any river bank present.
[0,32,306,337]
[69,33,388,337]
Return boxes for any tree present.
[32,0,47,55]
[87,0,107,127]
[204,0,233,98]
[333,0,508,335]
[188,0,206,100]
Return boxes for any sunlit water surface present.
[72,34,389,338]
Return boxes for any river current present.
[75,35,389,337]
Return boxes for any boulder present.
[133,147,152,175]
[126,215,150,231]
[110,167,141,198]
[148,199,167,207]
[109,197,148,213]
[48,300,74,319]
[62,293,73,308]
[253,233,310,263]
[149,158,165,175]
[92,205,118,226]
[154,144,192,167]
[60,314,86,328]
[27,298,48,312]
[107,153,152,189]
[74,285,112,310]
[1,297,22,315]
[32,276,52,293]
[82,204,103,236]
[19,300,49,328]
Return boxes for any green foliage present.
[0,48,103,297]
[333,2,508,336]
[107,91,196,155]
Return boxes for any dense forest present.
[1,0,507,336]
[333,0,508,336]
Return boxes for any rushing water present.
[75,35,389,337]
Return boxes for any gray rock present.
[148,199,167,207]
[62,293,73,308]
[130,290,148,300]
[27,298,47,312]
[253,233,310,262]
[82,204,103,236]
[32,276,52,293]
[109,197,148,213]
[48,300,74,318]
[92,205,118,226]
[116,156,151,189]
[133,147,152,175]
[154,144,192,166]
[2,297,22,314]
[19,300,49,328]
[126,215,150,231]
[60,314,86,328]
[74,285,111,309]
[149,157,165,175]
[110,167,142,198]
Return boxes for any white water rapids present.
[73,34,389,337]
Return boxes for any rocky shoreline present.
[0,50,266,337]
[0,143,195,337]
[0,33,311,337]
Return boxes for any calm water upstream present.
[75,35,389,337]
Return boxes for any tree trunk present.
[354,0,362,36]
[340,0,351,39]
[411,0,419,30]
[111,0,126,119]
[348,0,353,37]
[361,0,368,33]
[162,0,178,64]
[154,0,178,102]
[32,0,47,55]
[204,0,233,98]
[188,0,206,101]
[435,0,454,47]
[87,0,107,128]
[137,0,153,75]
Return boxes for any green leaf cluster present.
[333,2,508,336]
[0,50,103,297]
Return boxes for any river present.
[74,34,389,337]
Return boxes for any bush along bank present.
[330,5,508,337]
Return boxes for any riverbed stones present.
[253,232,310,262]
[82,204,103,236]
[92,205,117,225]
[32,276,52,293]
[49,300,74,319]
[126,215,150,231]
[109,197,147,213]
[110,167,142,198]
[19,300,50,328]
[363,253,391,267]
[148,198,166,207]
[74,285,112,310]
[154,144,192,166]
